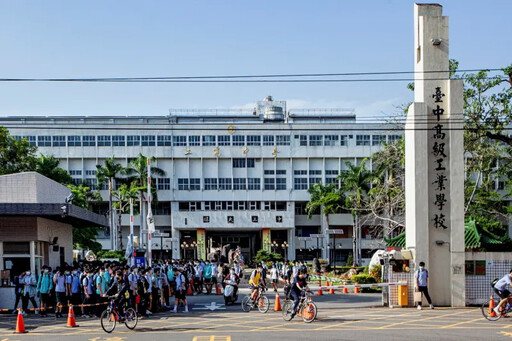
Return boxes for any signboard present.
[262,228,271,253]
[251,216,259,223]
[134,257,145,268]
[310,234,324,238]
[197,228,206,260]
[169,238,179,242]
[298,237,313,241]
[328,229,344,234]
[152,232,170,238]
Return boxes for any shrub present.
[96,250,125,261]
[351,274,380,293]
[253,249,283,263]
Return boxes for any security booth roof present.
[0,203,109,228]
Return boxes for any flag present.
[147,205,155,232]
[125,235,133,260]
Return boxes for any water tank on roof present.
[263,106,284,121]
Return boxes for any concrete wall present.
[37,217,73,268]
[0,172,70,204]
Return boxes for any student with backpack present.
[82,269,96,318]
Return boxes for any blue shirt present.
[495,274,512,291]
[70,275,81,294]
[415,269,428,287]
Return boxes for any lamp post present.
[281,241,289,261]
[271,241,279,254]
[181,242,189,259]
[191,241,198,259]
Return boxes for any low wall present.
[465,252,512,305]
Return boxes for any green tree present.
[124,154,166,240]
[68,183,103,252]
[96,156,124,249]
[35,155,73,184]
[306,182,344,264]
[368,138,406,237]
[0,127,37,175]
[112,181,143,249]
[339,158,374,266]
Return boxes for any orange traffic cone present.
[489,295,497,317]
[354,283,360,294]
[317,287,323,296]
[274,293,282,311]
[14,309,27,334]
[216,284,222,295]
[66,305,79,328]
[187,281,193,296]
[330,287,335,294]
[343,281,348,294]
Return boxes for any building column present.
[287,228,295,261]
[172,228,180,259]
[197,228,206,260]
[30,241,36,274]
[321,213,328,260]
[0,241,3,272]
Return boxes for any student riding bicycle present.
[249,263,267,301]
[104,270,130,314]
[493,268,512,316]
[290,268,309,319]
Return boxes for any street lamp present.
[281,241,289,261]
[180,242,189,259]
[190,241,198,259]
[271,241,279,253]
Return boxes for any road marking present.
[193,302,226,311]
[375,310,468,329]
[191,336,231,341]
[500,331,512,338]
[441,317,482,328]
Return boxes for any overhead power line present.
[0,68,507,83]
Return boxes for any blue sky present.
[0,0,510,118]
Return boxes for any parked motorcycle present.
[224,279,239,306]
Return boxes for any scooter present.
[224,279,239,306]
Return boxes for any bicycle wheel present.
[100,309,116,333]
[302,302,317,323]
[481,300,501,321]
[241,295,252,312]
[257,296,270,313]
[124,308,138,330]
[282,301,294,321]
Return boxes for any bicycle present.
[100,296,138,333]
[282,290,317,323]
[241,285,270,313]
[481,295,512,321]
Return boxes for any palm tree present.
[306,182,344,264]
[124,154,166,247]
[96,157,123,249]
[35,155,73,185]
[339,158,374,266]
[112,181,143,249]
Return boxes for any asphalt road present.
[1,291,511,341]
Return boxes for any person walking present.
[12,272,24,314]
[171,267,189,313]
[415,261,434,310]
[36,266,53,317]
[21,270,38,316]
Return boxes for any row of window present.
[72,175,335,191]
[14,134,401,148]
[178,201,287,211]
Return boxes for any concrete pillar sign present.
[405,4,465,307]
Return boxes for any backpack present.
[491,278,500,288]
[182,271,190,289]
[136,275,150,295]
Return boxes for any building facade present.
[1,97,402,264]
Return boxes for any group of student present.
[12,258,243,317]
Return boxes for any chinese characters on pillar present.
[432,87,449,229]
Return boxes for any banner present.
[262,228,271,253]
[197,228,206,260]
